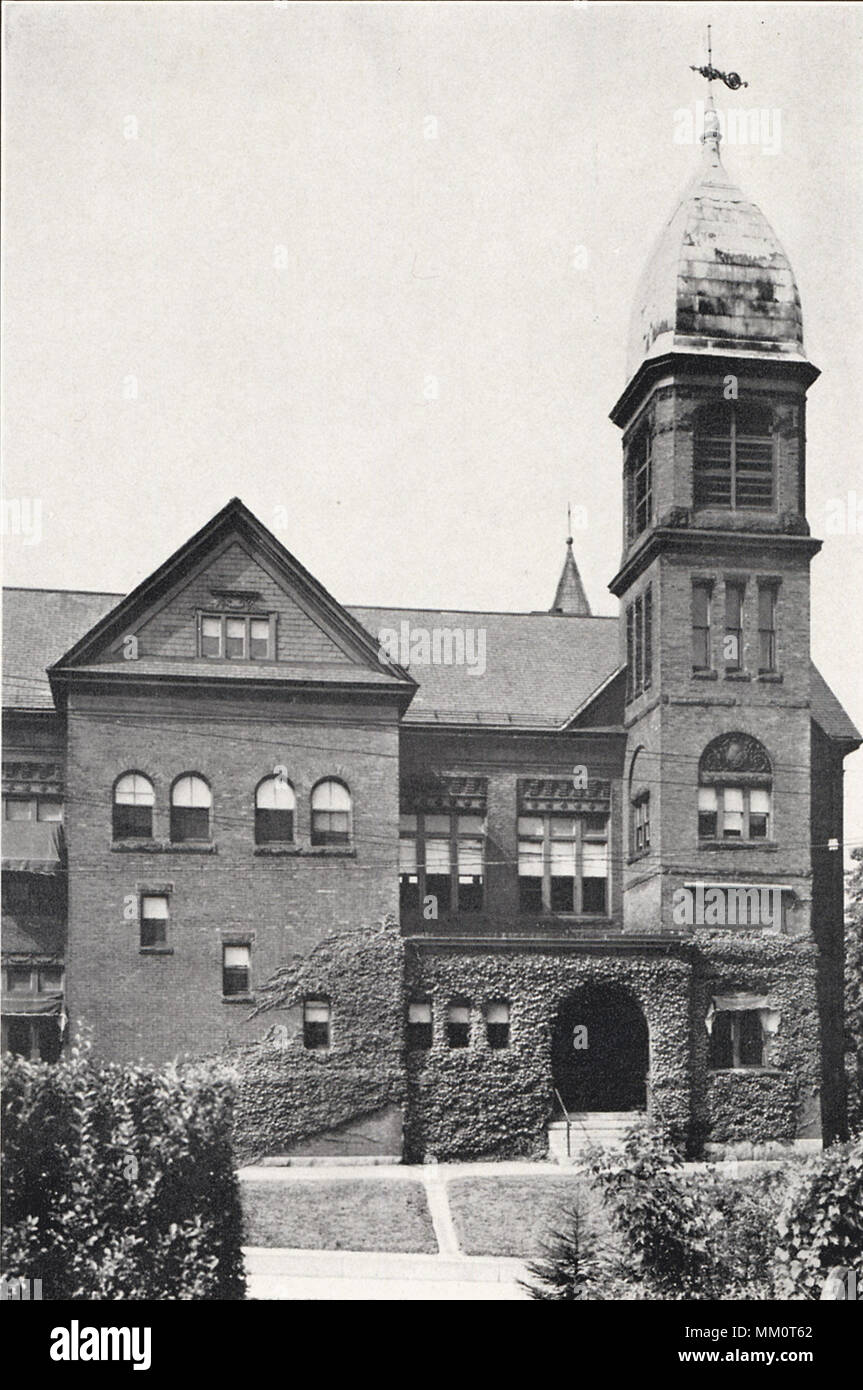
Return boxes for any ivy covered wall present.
[230,922,405,1165]
[403,945,695,1161]
[692,933,821,1151]
[226,926,823,1164]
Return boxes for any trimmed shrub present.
[774,1130,863,1299]
[1,1041,245,1300]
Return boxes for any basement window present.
[485,1000,510,1049]
[446,999,471,1049]
[303,998,331,1050]
[407,999,432,1050]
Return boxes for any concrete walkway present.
[244,1246,531,1300]
[239,1160,555,1298]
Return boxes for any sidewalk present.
[244,1246,531,1300]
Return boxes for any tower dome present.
[625,115,807,383]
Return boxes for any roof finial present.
[566,501,573,546]
[690,26,748,154]
[690,24,748,95]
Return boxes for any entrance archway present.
[551,985,649,1113]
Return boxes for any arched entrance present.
[551,985,649,1113]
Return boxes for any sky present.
[3,0,862,850]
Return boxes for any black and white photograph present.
[1,0,861,1350]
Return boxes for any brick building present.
[2,111,859,1159]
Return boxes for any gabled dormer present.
[48,498,416,712]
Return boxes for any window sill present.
[304,846,356,858]
[139,947,174,956]
[222,994,255,1004]
[724,671,751,681]
[708,1067,783,1077]
[628,849,651,864]
[112,841,217,855]
[253,844,301,856]
[757,672,783,683]
[692,669,718,680]
[698,839,776,851]
[518,913,614,925]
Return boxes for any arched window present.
[698,733,772,842]
[310,779,351,847]
[170,775,212,843]
[113,773,154,839]
[255,776,295,844]
[693,402,774,510]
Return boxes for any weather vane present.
[690,24,748,91]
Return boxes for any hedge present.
[1,1042,245,1300]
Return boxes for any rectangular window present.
[222,944,251,997]
[36,798,63,822]
[225,617,246,660]
[39,965,63,993]
[446,1000,470,1049]
[6,965,33,993]
[709,1010,765,1069]
[400,811,485,914]
[399,815,420,912]
[518,816,545,912]
[725,582,745,671]
[692,581,712,670]
[758,584,777,672]
[4,798,35,821]
[201,616,222,658]
[722,786,745,838]
[749,787,770,840]
[424,816,452,908]
[626,588,652,700]
[549,818,576,913]
[633,795,650,853]
[249,618,271,659]
[140,894,169,948]
[643,586,652,689]
[199,614,273,661]
[485,1000,510,1049]
[407,999,432,1049]
[581,838,609,914]
[698,786,718,839]
[631,430,652,538]
[625,604,635,701]
[303,999,331,1050]
[518,813,609,916]
[699,786,770,841]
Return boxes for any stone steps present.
[548,1112,645,1162]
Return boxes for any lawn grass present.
[242,1178,438,1253]
[447,1175,610,1257]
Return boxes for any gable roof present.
[44,498,415,703]
[2,588,121,711]
[810,663,862,745]
[347,606,621,727]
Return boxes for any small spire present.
[550,515,591,615]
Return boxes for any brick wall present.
[65,686,400,1064]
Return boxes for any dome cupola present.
[625,109,807,383]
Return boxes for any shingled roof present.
[2,587,859,741]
